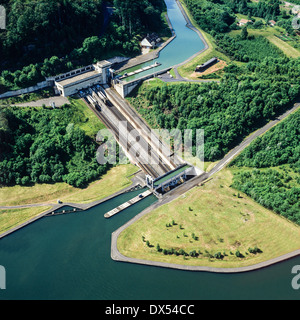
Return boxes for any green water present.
[0,188,300,300]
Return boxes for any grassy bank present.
[0,164,138,206]
[117,168,300,268]
[0,206,52,234]
[68,97,106,137]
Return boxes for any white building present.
[55,60,112,97]
[140,33,161,49]
[238,19,252,27]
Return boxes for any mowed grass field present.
[0,164,138,206]
[0,206,52,234]
[117,168,300,268]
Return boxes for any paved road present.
[208,102,300,177]
[158,71,219,83]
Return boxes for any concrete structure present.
[0,80,53,100]
[146,164,199,195]
[113,66,172,98]
[104,189,152,218]
[55,60,112,97]
[195,57,218,72]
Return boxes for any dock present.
[104,190,152,218]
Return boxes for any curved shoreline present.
[111,178,300,274]
[110,0,300,274]
[112,230,300,274]
[1,0,299,276]
[111,104,300,273]
[0,176,142,240]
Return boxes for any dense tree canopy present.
[231,110,300,168]
[0,106,110,188]
[215,33,284,62]
[130,57,300,161]
[230,110,300,224]
[0,0,169,91]
[184,0,283,35]
[0,0,104,69]
[114,0,167,34]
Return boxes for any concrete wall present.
[113,66,172,98]
[56,73,103,97]
[0,80,53,100]
[114,80,141,98]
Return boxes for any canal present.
[0,0,299,300]
[121,0,206,82]
[0,189,299,300]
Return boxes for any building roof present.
[96,60,112,68]
[239,19,252,25]
[55,70,101,88]
[141,33,161,47]
[196,57,218,69]
[141,38,153,47]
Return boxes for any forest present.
[0,0,169,91]
[0,105,110,188]
[183,0,282,35]
[129,57,300,161]
[215,33,284,62]
[0,0,104,70]
[230,110,300,224]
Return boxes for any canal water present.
[0,0,299,301]
[121,0,206,82]
[0,188,300,300]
